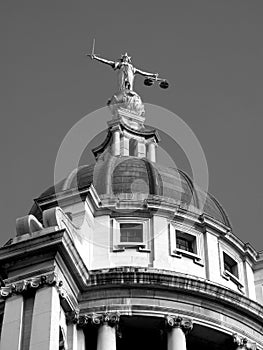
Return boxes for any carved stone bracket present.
[0,272,61,299]
[233,334,257,350]
[165,315,193,335]
[77,312,120,328]
[66,309,80,324]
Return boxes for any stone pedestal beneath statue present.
[107,89,145,130]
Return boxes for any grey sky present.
[1,1,263,249]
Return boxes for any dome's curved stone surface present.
[29,156,231,227]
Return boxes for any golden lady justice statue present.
[86,40,169,119]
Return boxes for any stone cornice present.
[254,251,263,271]
[221,231,258,263]
[118,120,160,140]
[92,119,160,159]
[85,267,263,324]
[0,229,90,291]
[35,184,101,213]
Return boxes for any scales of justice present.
[86,40,169,126]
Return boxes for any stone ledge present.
[85,267,263,324]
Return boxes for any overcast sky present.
[1,0,263,250]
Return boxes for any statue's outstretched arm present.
[91,54,115,67]
[135,67,158,78]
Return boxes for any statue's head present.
[121,52,131,63]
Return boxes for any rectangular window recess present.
[222,252,243,288]
[223,252,239,278]
[175,231,197,254]
[176,236,194,253]
[113,219,150,252]
[120,223,143,244]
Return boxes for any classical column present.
[66,310,86,350]
[67,323,76,350]
[165,316,193,350]
[147,141,156,162]
[76,328,86,350]
[137,141,146,158]
[120,134,129,156]
[112,128,121,156]
[29,286,60,350]
[97,323,116,350]
[78,312,120,350]
[0,295,24,350]
[67,323,86,350]
[95,313,119,350]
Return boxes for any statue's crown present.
[121,52,131,62]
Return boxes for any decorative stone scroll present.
[233,334,257,350]
[165,315,193,335]
[16,214,43,236]
[77,312,120,328]
[0,272,61,299]
[66,309,80,324]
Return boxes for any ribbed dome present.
[29,155,231,228]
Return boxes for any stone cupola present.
[92,88,160,162]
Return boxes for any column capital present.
[111,124,122,133]
[146,137,157,145]
[0,272,59,299]
[233,334,257,350]
[165,315,193,334]
[78,312,120,328]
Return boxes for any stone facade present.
[0,102,262,349]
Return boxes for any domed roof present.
[29,155,231,228]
